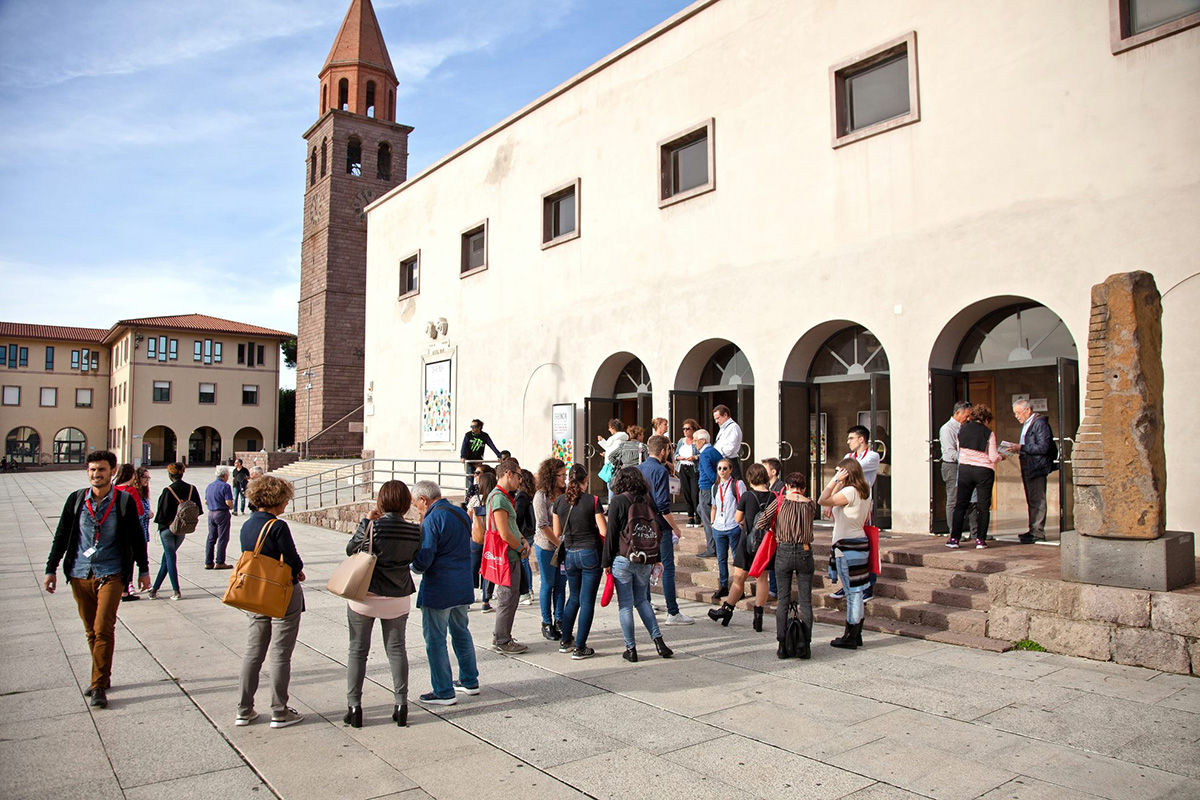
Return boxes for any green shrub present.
[1012,639,1046,652]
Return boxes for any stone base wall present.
[236,451,300,472]
[285,502,375,534]
[988,572,1200,675]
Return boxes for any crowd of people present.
[41,399,1055,724]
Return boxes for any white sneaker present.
[664,613,695,626]
[521,593,534,606]
[235,710,258,726]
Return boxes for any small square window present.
[1110,0,1200,52]
[153,381,171,403]
[658,119,715,208]
[542,180,581,248]
[2,386,18,406]
[40,387,56,407]
[399,252,420,297]
[461,223,487,276]
[76,388,93,408]
[199,383,216,404]
[242,384,259,405]
[830,32,920,148]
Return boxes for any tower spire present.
[318,0,399,121]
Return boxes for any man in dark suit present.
[1010,399,1057,544]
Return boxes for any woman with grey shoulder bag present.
[343,480,422,728]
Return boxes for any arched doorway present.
[672,340,755,464]
[189,427,222,465]
[781,323,891,527]
[234,426,264,452]
[585,354,653,494]
[142,426,177,466]
[53,428,87,464]
[5,427,40,465]
[930,300,1078,538]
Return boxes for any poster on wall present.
[552,403,576,464]
[809,412,827,464]
[422,359,452,443]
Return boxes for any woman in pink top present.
[948,404,1004,550]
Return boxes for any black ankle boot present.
[830,623,859,649]
[541,623,557,641]
[854,621,864,647]
[654,637,673,659]
[344,706,362,728]
[712,585,729,603]
[551,621,562,640]
[752,606,764,632]
[777,639,788,659]
[623,647,638,663]
[393,705,407,727]
[707,602,734,626]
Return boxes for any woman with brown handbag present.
[235,476,306,729]
[343,481,422,728]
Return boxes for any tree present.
[278,389,295,447]
[280,337,297,370]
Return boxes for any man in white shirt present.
[939,402,978,538]
[712,405,743,480]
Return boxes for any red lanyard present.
[85,493,116,545]
[718,480,737,513]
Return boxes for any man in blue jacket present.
[639,435,693,626]
[696,429,722,558]
[411,481,479,705]
[1010,399,1058,544]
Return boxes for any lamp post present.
[301,368,316,460]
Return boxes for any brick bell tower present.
[298,0,412,456]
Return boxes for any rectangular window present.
[1111,0,1200,51]
[81,348,90,372]
[203,339,212,365]
[214,342,222,363]
[238,343,246,364]
[194,340,202,362]
[7,344,16,368]
[0,346,5,367]
[152,381,170,402]
[830,32,919,147]
[247,341,256,367]
[169,339,178,360]
[461,223,487,275]
[256,345,265,366]
[2,386,19,405]
[658,119,716,207]
[45,346,54,370]
[71,350,80,369]
[199,382,216,404]
[18,347,27,367]
[147,337,156,360]
[542,180,581,248]
[242,384,259,405]
[91,351,99,371]
[399,252,420,297]
[76,388,92,408]
[157,336,167,362]
[40,387,56,407]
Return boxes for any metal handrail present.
[286,457,491,513]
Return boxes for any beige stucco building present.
[361,0,1200,542]
[1,315,291,467]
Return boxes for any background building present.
[360,0,1200,543]
[1,314,291,467]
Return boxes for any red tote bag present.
[865,524,881,575]
[748,491,783,578]
[480,508,512,587]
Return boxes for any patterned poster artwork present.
[422,359,452,442]
[552,404,575,464]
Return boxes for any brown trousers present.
[70,576,123,690]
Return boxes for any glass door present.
[670,390,708,442]
[929,368,967,533]
[584,396,618,495]
[779,381,819,495]
[1057,357,1079,533]
[736,384,755,464]
[869,372,892,529]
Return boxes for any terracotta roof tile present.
[321,0,396,79]
[108,314,293,340]
[0,322,109,343]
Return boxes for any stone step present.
[873,581,990,610]
[812,608,1011,653]
[879,563,990,591]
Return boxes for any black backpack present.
[618,492,661,565]
[782,602,811,659]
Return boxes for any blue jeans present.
[561,548,601,647]
[611,556,661,649]
[536,545,566,625]
[657,519,680,616]
[233,485,247,513]
[835,554,866,625]
[421,604,478,700]
[712,526,740,589]
[153,529,183,592]
[469,541,493,603]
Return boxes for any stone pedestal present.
[1061,529,1196,591]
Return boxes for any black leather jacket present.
[347,513,421,597]
[1019,415,1058,480]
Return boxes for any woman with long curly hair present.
[533,458,567,640]
[552,464,606,659]
[819,457,871,650]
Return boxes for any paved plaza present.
[2,469,1198,800]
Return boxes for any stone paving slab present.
[2,469,1198,800]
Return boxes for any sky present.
[0,0,695,388]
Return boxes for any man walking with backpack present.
[43,450,150,708]
[639,435,693,626]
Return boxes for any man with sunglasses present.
[460,419,502,492]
